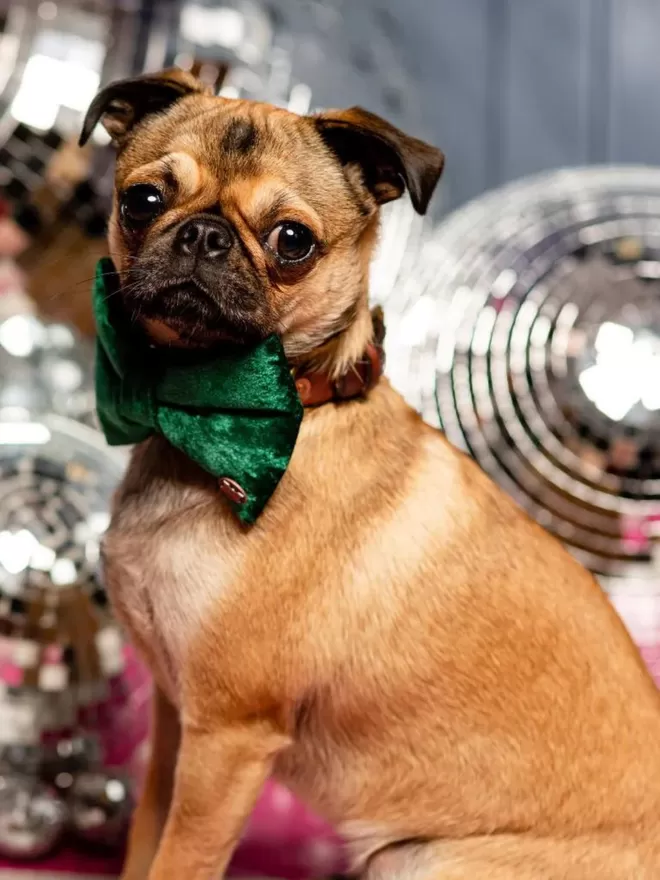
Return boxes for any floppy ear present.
[79,68,208,148]
[314,107,444,215]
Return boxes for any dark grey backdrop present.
[280,0,660,214]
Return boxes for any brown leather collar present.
[292,342,385,407]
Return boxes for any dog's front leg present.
[147,715,291,880]
[121,686,180,880]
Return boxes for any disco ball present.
[68,768,133,848]
[382,166,660,588]
[0,774,68,860]
[0,314,95,427]
[0,413,126,714]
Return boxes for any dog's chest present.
[100,441,243,701]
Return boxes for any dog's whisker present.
[45,275,145,305]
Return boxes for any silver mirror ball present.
[0,773,68,859]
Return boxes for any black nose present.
[174,217,233,259]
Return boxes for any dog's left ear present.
[79,68,208,148]
[314,107,444,215]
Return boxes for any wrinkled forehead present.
[115,96,351,216]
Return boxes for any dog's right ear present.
[79,68,208,148]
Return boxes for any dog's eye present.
[119,184,165,229]
[266,222,315,262]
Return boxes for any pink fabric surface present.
[0,778,344,878]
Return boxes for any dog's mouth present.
[133,282,252,348]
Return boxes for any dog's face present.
[81,70,444,360]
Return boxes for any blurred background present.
[0,0,659,877]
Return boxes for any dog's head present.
[81,69,444,368]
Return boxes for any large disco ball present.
[382,167,660,595]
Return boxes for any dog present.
[80,69,660,879]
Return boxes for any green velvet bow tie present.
[93,258,303,525]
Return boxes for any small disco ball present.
[68,769,133,848]
[0,314,96,427]
[382,167,660,596]
[0,773,68,860]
